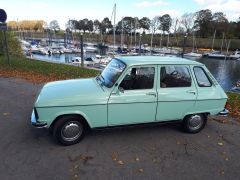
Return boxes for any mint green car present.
[31,56,228,145]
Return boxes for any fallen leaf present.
[3,113,10,116]
[135,157,140,161]
[220,170,225,175]
[218,142,224,146]
[117,160,124,165]
[112,152,118,161]
[176,140,181,145]
[138,168,144,173]
[152,159,157,163]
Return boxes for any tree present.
[68,20,78,31]
[212,12,228,38]
[159,14,172,33]
[194,9,213,37]
[181,13,195,33]
[139,17,151,32]
[93,19,101,32]
[101,17,113,34]
[49,20,60,32]
[116,17,135,34]
[87,20,94,32]
[151,16,161,34]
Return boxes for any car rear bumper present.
[31,110,47,128]
[218,108,229,116]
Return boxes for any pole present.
[160,33,162,49]
[113,4,116,49]
[121,17,123,50]
[220,32,225,53]
[134,18,137,50]
[150,31,153,55]
[224,40,230,61]
[130,22,132,50]
[80,33,84,68]
[182,34,187,58]
[211,30,216,51]
[138,34,142,56]
[3,30,10,65]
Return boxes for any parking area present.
[0,77,240,180]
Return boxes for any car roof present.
[115,56,203,66]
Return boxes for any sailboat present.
[184,31,202,58]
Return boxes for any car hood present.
[35,78,109,107]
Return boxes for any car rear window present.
[193,67,212,87]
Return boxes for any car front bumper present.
[31,110,47,128]
[218,108,229,116]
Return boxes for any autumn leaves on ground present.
[0,55,239,118]
[0,56,98,83]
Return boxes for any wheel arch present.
[50,113,91,131]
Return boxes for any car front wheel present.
[183,114,207,133]
[53,115,85,145]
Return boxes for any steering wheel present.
[170,70,178,76]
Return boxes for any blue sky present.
[1,0,240,28]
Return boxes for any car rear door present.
[156,65,197,121]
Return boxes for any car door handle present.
[146,92,157,97]
[186,90,196,94]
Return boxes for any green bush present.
[0,31,23,57]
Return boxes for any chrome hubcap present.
[188,115,203,130]
[61,122,82,141]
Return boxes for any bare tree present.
[181,13,195,33]
[150,16,161,52]
[171,18,180,46]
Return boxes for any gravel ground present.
[0,77,240,180]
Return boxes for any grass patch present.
[226,92,240,117]
[0,56,99,83]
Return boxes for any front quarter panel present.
[36,104,108,128]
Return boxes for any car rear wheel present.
[53,115,85,145]
[183,114,207,133]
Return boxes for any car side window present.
[160,66,191,88]
[120,67,155,90]
[194,67,212,87]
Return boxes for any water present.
[30,54,240,91]
[197,58,240,90]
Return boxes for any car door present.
[107,65,158,126]
[156,65,197,121]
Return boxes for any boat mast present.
[111,3,116,49]
[192,31,194,52]
[211,30,216,51]
[121,17,123,50]
[130,22,133,50]
[220,32,225,53]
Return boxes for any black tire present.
[182,114,207,133]
[53,115,85,146]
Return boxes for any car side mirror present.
[118,87,124,93]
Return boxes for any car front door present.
[108,65,157,126]
[156,65,197,121]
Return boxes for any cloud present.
[136,1,168,8]
[194,0,224,5]
[194,0,240,21]
[150,9,181,17]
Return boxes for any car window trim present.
[193,66,212,87]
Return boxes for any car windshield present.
[98,58,126,88]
